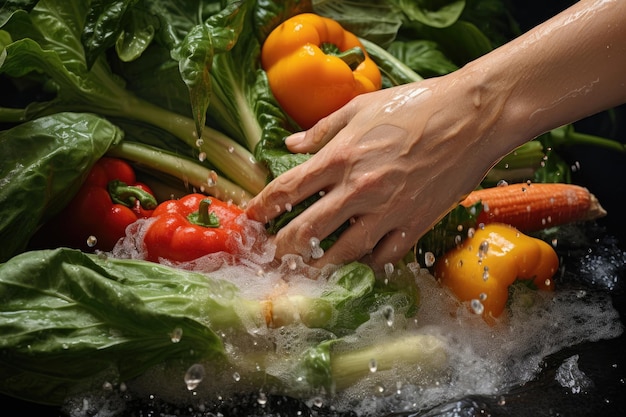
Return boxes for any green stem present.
[106,141,254,206]
[329,334,447,391]
[108,180,157,209]
[187,199,220,228]
[115,95,268,196]
[359,38,423,85]
[549,125,626,153]
[321,43,366,70]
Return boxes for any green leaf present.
[0,0,38,29]
[0,113,123,261]
[387,39,458,77]
[0,248,235,405]
[395,0,466,28]
[82,0,139,68]
[173,0,249,140]
[114,7,158,62]
[176,24,214,139]
[402,18,494,66]
[313,0,403,48]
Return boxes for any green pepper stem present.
[108,180,157,210]
[320,44,365,70]
[187,199,220,228]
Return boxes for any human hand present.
[246,73,512,271]
[246,0,626,271]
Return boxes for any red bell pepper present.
[55,157,157,251]
[143,193,245,263]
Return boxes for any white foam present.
[87,222,624,417]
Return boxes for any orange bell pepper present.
[434,223,558,323]
[261,13,382,129]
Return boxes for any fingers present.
[246,159,330,224]
[363,228,421,272]
[308,213,385,268]
[285,105,352,154]
[271,187,365,261]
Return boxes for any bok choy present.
[0,248,443,406]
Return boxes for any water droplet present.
[86,235,97,247]
[470,299,484,315]
[482,266,490,281]
[170,327,183,343]
[468,228,475,238]
[424,252,435,267]
[198,152,207,162]
[288,258,297,270]
[207,170,218,187]
[497,396,506,406]
[369,358,378,373]
[454,235,463,245]
[233,372,241,382]
[479,292,487,301]
[478,240,489,258]
[285,203,292,212]
[407,262,420,275]
[184,364,205,390]
[497,180,508,187]
[257,391,267,405]
[384,263,394,278]
[383,305,394,327]
[312,397,323,408]
[195,139,204,147]
[309,237,324,259]
[228,146,235,153]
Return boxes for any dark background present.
[510,0,626,246]
[2,1,625,416]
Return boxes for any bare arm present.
[246,0,626,270]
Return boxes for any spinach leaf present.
[0,112,123,262]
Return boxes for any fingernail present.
[285,131,305,147]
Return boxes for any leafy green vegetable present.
[0,112,123,262]
[0,0,624,410]
[0,0,267,195]
[0,248,429,405]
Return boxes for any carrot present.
[460,182,606,232]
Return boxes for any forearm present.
[461,0,626,160]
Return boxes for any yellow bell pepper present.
[261,13,382,129]
[434,223,558,323]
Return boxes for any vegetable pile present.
[0,0,624,411]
